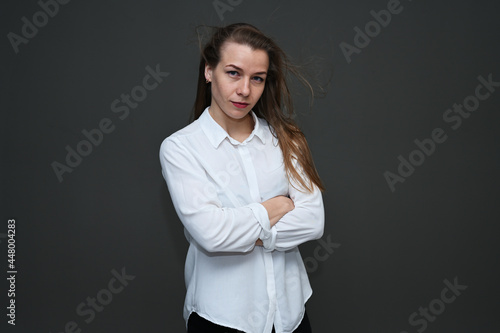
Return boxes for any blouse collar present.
[200,106,266,148]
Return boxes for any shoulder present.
[159,120,207,163]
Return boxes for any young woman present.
[160,23,325,333]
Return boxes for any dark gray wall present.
[2,0,499,332]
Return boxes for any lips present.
[231,101,249,109]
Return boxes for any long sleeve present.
[160,137,270,253]
[264,165,325,252]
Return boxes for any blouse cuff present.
[248,203,277,252]
[260,226,277,252]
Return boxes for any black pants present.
[187,311,312,333]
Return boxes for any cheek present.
[211,82,224,100]
[213,79,233,98]
[254,86,265,99]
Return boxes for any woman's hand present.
[255,196,294,247]
[261,195,295,227]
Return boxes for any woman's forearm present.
[260,195,295,227]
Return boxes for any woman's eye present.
[253,76,264,83]
[227,71,239,77]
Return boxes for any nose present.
[237,78,251,97]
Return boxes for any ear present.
[204,63,213,82]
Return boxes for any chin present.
[226,106,252,119]
[226,112,249,120]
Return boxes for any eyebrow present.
[225,64,267,75]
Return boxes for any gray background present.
[2,0,499,332]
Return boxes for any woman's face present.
[205,41,269,122]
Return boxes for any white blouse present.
[159,107,324,333]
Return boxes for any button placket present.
[237,144,277,331]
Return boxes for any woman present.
[160,23,325,333]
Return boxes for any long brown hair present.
[192,23,325,193]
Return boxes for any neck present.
[209,106,255,142]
